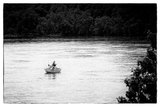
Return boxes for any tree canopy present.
[4,4,157,38]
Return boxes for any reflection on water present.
[4,38,149,103]
[45,73,57,79]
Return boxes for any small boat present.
[45,67,61,73]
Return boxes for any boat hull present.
[45,67,61,73]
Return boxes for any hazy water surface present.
[4,38,149,103]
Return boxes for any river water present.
[4,37,149,103]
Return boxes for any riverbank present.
[4,35,149,44]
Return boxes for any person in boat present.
[52,61,56,70]
[51,61,56,70]
[48,61,56,70]
[52,61,56,67]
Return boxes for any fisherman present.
[48,61,56,70]
[52,61,56,67]
[51,61,56,70]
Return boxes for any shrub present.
[117,32,157,103]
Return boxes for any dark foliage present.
[117,32,157,103]
[4,4,157,38]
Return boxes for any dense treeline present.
[4,4,157,38]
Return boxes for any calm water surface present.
[4,38,149,103]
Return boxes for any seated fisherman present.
[52,61,56,67]
[48,61,56,70]
[52,61,56,70]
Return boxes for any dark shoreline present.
[4,36,149,44]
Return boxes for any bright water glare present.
[4,38,149,103]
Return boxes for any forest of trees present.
[4,4,157,38]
